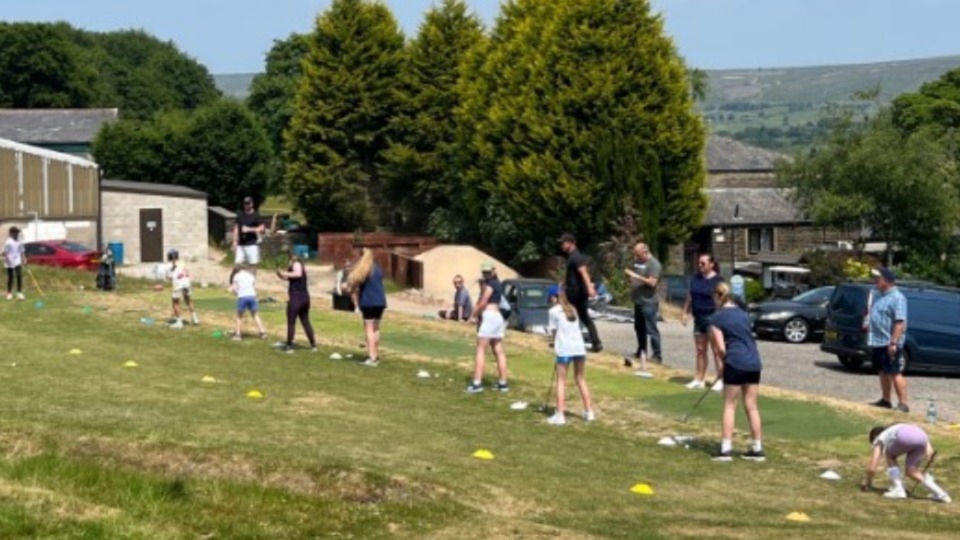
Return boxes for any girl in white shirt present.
[545,285,595,425]
[861,423,950,502]
[3,226,25,300]
[229,264,266,340]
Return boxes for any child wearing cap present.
[167,249,199,328]
[3,226,25,300]
[229,263,266,340]
[545,285,595,425]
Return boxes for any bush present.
[743,278,766,303]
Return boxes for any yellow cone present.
[202,376,217,383]
[630,483,654,495]
[123,361,138,368]
[68,349,82,355]
[472,449,494,460]
[786,511,810,522]
[246,390,263,399]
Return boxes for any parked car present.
[749,286,834,343]
[660,274,690,307]
[23,240,101,270]
[820,281,960,373]
[501,278,555,333]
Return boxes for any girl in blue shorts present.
[230,264,266,340]
[545,285,594,425]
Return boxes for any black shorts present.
[361,306,385,320]
[723,364,761,386]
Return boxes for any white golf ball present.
[684,444,690,449]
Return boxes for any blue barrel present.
[293,244,310,259]
[108,242,124,266]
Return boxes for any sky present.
[4,0,960,74]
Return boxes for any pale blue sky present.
[4,0,960,74]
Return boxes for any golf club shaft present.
[542,364,557,411]
[682,377,720,422]
[908,450,938,496]
[26,266,43,296]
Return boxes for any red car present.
[23,240,101,270]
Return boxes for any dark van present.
[821,281,960,373]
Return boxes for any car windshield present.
[792,287,832,304]
[60,241,93,253]
[519,286,551,309]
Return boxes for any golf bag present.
[96,250,117,291]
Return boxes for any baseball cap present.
[243,196,254,205]
[557,232,576,243]
[870,266,896,282]
[548,284,561,297]
[480,260,495,272]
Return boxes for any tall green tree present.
[892,67,960,133]
[381,0,485,232]
[0,22,98,107]
[284,0,405,232]
[455,0,705,262]
[247,33,310,156]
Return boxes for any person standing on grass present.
[861,423,951,502]
[558,232,602,353]
[233,196,265,265]
[466,261,509,393]
[708,282,764,462]
[545,285,595,425]
[625,241,663,366]
[439,275,473,321]
[275,248,317,353]
[3,226,25,300]
[682,253,724,391]
[867,266,909,413]
[346,248,387,367]
[167,249,199,328]
[229,264,267,341]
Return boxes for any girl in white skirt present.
[466,261,509,393]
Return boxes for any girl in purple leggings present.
[275,249,316,354]
[861,423,951,502]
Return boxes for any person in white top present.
[545,285,595,425]
[166,249,199,328]
[3,226,25,300]
[229,264,266,340]
[861,423,951,502]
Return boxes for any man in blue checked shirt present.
[868,266,909,412]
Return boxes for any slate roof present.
[703,188,807,226]
[101,179,207,200]
[706,135,788,172]
[0,109,119,144]
[0,137,98,168]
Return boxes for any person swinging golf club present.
[707,282,764,462]
[3,226,26,300]
[166,249,199,328]
[861,423,951,502]
[544,285,595,425]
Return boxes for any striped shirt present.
[868,287,907,347]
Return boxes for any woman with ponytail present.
[346,248,387,366]
[545,285,595,425]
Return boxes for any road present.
[594,316,960,423]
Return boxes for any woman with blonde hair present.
[466,261,509,393]
[708,281,764,461]
[545,285,594,425]
[347,248,387,366]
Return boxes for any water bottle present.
[926,399,938,424]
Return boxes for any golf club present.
[538,364,558,414]
[908,450,938,496]
[25,265,44,297]
[681,377,720,422]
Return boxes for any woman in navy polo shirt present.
[681,253,724,390]
[347,248,387,367]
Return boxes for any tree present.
[284,0,406,232]
[381,0,485,231]
[454,0,706,263]
[93,99,272,208]
[0,22,97,107]
[892,68,960,133]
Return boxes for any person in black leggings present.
[275,250,317,353]
[4,226,25,300]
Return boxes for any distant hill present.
[214,55,960,149]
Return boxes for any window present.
[748,227,775,254]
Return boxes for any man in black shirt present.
[233,196,265,265]
[559,232,602,352]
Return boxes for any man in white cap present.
[868,266,908,412]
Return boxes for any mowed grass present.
[0,268,959,538]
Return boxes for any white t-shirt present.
[3,238,23,268]
[168,262,191,290]
[874,424,905,451]
[232,270,256,298]
[548,304,587,357]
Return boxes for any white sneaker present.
[547,413,566,426]
[4,293,11,300]
[584,410,596,422]
[685,379,705,389]
[169,319,184,329]
[883,486,907,499]
[930,493,952,503]
[15,292,24,300]
[192,313,200,325]
[712,380,724,392]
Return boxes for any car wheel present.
[838,355,863,370]
[782,317,809,343]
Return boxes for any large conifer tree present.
[283,0,405,232]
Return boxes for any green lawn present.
[0,267,957,538]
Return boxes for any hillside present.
[214,54,960,149]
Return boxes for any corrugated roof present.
[102,179,207,200]
[0,108,118,144]
[706,135,788,172]
[0,137,98,168]
[704,188,807,225]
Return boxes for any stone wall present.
[101,191,208,265]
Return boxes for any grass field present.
[1,266,958,538]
